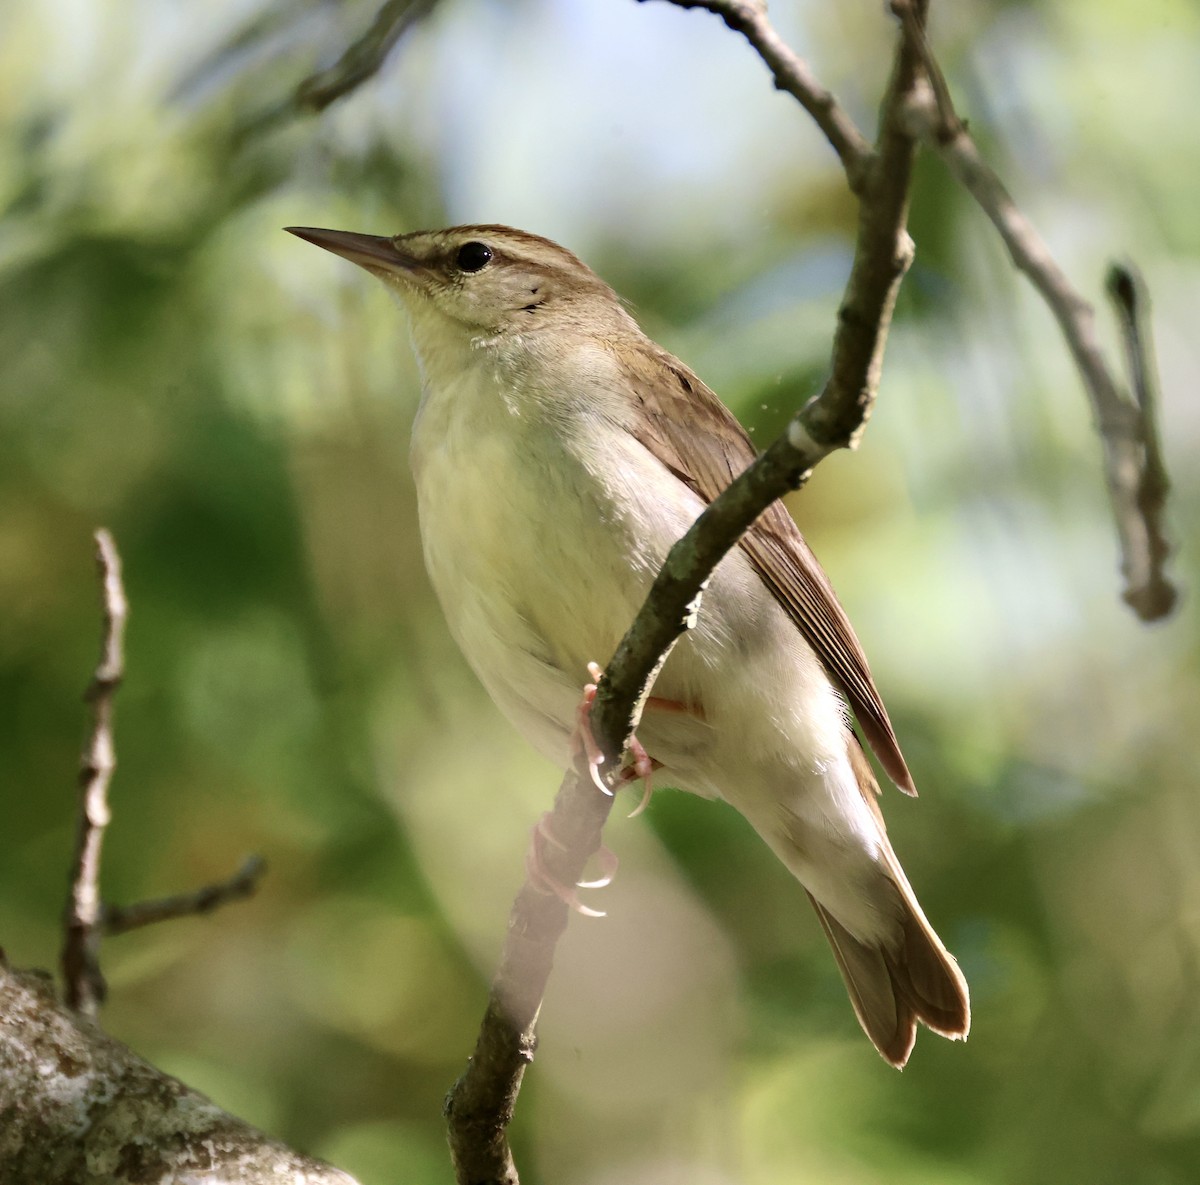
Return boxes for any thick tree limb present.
[442,6,931,1182]
[893,1,1176,620]
[0,964,358,1185]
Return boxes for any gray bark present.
[0,964,359,1185]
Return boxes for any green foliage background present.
[3,1,1199,1182]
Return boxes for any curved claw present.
[577,662,667,813]
[624,735,657,819]
[544,876,607,919]
[576,843,619,889]
[526,812,608,918]
[571,680,613,797]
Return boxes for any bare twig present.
[442,7,931,1182]
[103,856,268,936]
[1106,263,1175,618]
[293,0,437,113]
[231,0,437,140]
[58,534,270,1017]
[61,529,127,1015]
[656,0,873,188]
[893,0,1176,620]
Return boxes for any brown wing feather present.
[617,344,916,795]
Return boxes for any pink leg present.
[544,666,700,911]
[526,811,619,918]
[574,666,701,818]
[570,674,611,797]
[622,734,658,819]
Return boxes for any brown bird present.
[288,222,970,1067]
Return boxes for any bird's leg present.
[570,669,611,797]
[645,695,706,721]
[526,811,618,918]
[574,662,672,817]
[623,734,658,819]
[527,663,657,915]
[534,666,697,911]
[524,671,617,916]
[623,694,702,817]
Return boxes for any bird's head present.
[287,223,633,356]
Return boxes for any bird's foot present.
[573,662,663,817]
[623,733,658,819]
[525,811,619,918]
[570,666,610,797]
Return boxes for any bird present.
[286,222,970,1068]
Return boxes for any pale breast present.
[409,358,669,764]
[408,344,847,793]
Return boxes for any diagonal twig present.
[892,0,1176,620]
[103,856,268,936]
[294,0,437,113]
[232,0,438,141]
[61,529,128,1015]
[442,6,932,1182]
[657,0,872,189]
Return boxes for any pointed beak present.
[285,226,419,276]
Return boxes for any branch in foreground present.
[442,7,931,1183]
[61,528,127,1016]
[0,964,358,1185]
[893,1,1176,620]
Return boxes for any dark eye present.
[454,241,492,273]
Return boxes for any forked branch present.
[893,0,1175,619]
[59,531,267,1016]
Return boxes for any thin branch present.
[443,7,931,1182]
[58,534,271,1017]
[1106,263,1174,618]
[656,0,873,189]
[893,0,1176,620]
[103,856,268,936]
[293,0,437,113]
[61,529,127,1016]
[231,0,437,141]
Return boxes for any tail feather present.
[807,889,970,1068]
[810,733,970,1068]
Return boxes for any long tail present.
[812,741,970,1068]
